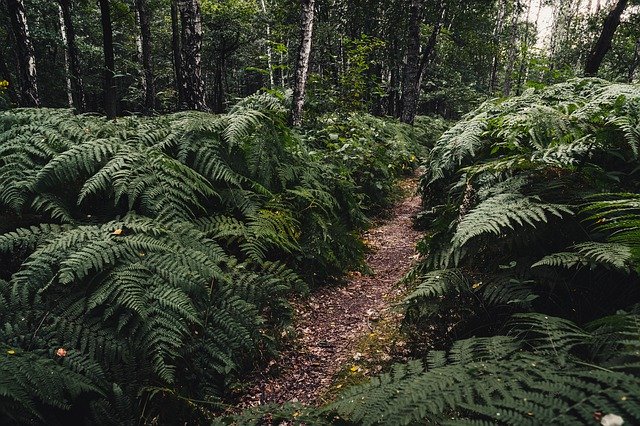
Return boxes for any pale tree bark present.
[58,4,73,107]
[135,0,155,113]
[57,0,85,110]
[7,0,39,106]
[178,0,206,111]
[259,0,274,88]
[584,0,628,76]
[291,0,315,127]
[99,0,117,119]
[399,0,422,124]
[489,0,508,93]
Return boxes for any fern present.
[533,242,633,272]
[451,192,572,258]
[329,316,640,425]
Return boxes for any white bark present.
[291,0,315,126]
[260,0,275,88]
[58,4,73,107]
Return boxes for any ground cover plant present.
[325,78,640,424]
[0,95,424,423]
[214,78,640,426]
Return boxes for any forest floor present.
[234,173,422,409]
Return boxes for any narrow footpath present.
[236,175,423,408]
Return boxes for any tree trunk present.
[58,4,73,107]
[401,0,446,124]
[259,0,274,88]
[7,0,39,106]
[515,0,535,95]
[135,0,155,113]
[291,0,315,127]
[170,0,184,107]
[502,0,521,97]
[399,0,422,124]
[584,0,628,76]
[57,0,84,111]
[178,0,207,111]
[99,0,117,119]
[489,0,507,93]
[414,4,446,106]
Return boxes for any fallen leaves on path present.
[234,175,422,408]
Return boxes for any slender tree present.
[260,0,275,88]
[584,0,628,76]
[58,4,73,107]
[400,0,448,123]
[6,0,39,106]
[291,0,315,126]
[400,0,432,125]
[489,0,508,93]
[502,0,521,96]
[178,0,207,110]
[99,0,117,118]
[135,0,155,113]
[57,0,85,110]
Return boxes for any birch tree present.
[7,0,39,106]
[99,0,117,118]
[57,0,84,110]
[135,0,155,113]
[291,0,315,126]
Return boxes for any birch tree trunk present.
[489,0,508,93]
[178,0,207,111]
[584,0,628,76]
[260,0,274,88]
[7,0,39,106]
[57,0,85,111]
[291,0,315,127]
[99,0,117,119]
[58,4,73,108]
[135,0,155,113]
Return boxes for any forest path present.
[235,174,422,408]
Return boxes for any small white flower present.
[601,413,624,426]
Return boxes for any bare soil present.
[235,175,422,408]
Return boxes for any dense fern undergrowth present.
[0,95,435,423]
[219,79,640,425]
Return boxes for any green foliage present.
[329,315,640,425]
[303,112,428,213]
[307,79,640,425]
[0,95,421,422]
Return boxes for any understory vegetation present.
[216,78,640,425]
[0,96,427,423]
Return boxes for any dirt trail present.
[236,175,422,408]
